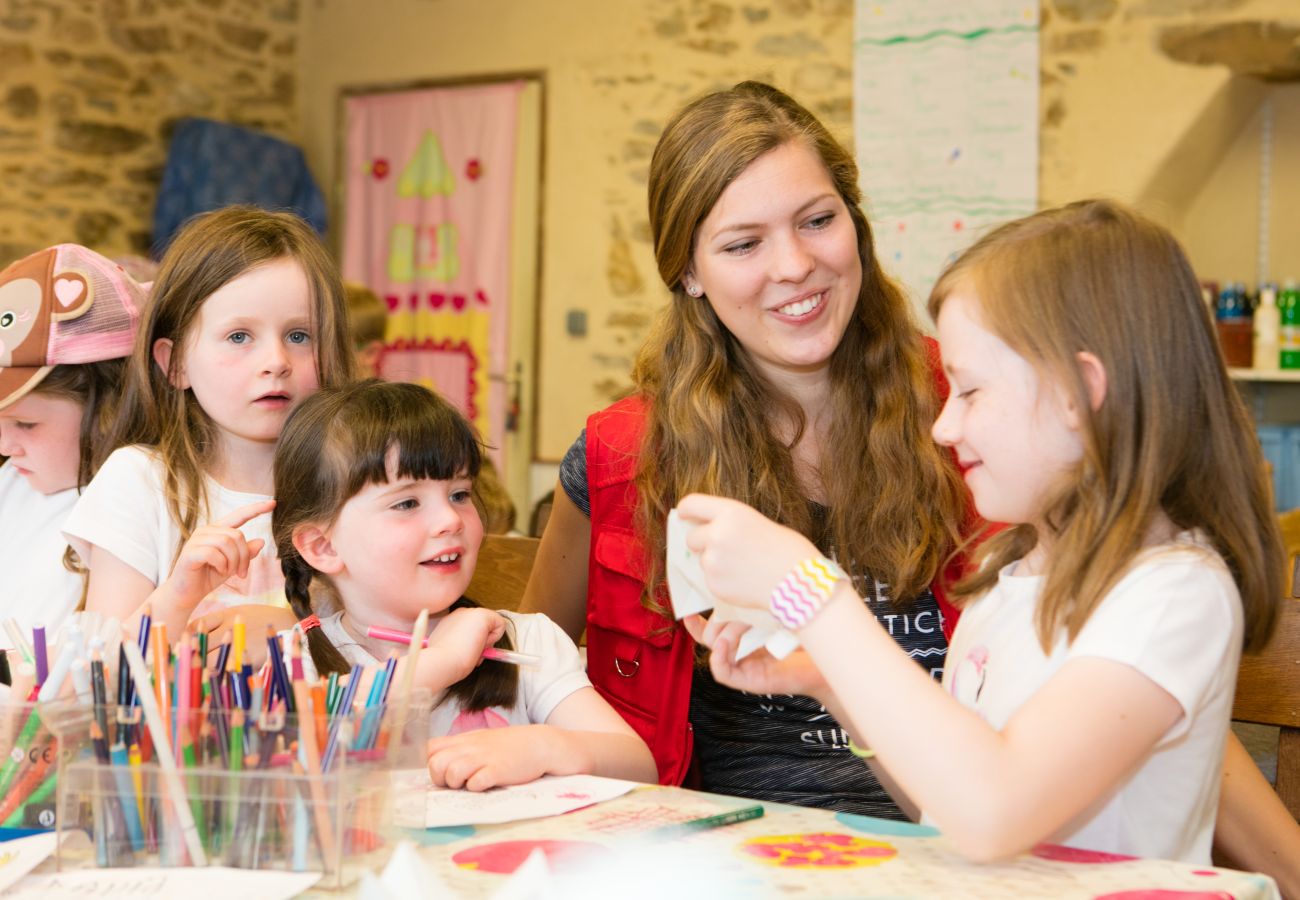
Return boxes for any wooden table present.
[398,783,1282,899]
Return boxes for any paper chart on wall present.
[854,0,1040,312]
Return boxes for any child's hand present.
[417,606,508,688]
[426,725,566,791]
[160,500,276,612]
[676,493,821,611]
[683,613,830,701]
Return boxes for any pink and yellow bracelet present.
[769,556,846,631]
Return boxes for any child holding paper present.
[679,200,1284,864]
[271,379,656,790]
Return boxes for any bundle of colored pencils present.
[1,610,428,874]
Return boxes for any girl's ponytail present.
[282,550,350,676]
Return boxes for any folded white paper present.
[666,510,799,661]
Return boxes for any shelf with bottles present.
[1229,368,1300,383]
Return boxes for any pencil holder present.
[0,699,94,834]
[53,694,432,889]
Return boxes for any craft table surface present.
[22,783,1282,898]
[384,783,1280,898]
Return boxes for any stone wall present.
[0,0,301,265]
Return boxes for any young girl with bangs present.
[273,380,656,790]
[678,199,1284,865]
[65,206,356,641]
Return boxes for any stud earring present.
[686,284,702,298]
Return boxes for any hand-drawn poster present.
[342,83,522,465]
[854,2,1039,313]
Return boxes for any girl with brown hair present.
[678,200,1282,863]
[522,81,967,815]
[0,243,146,643]
[274,380,655,790]
[65,206,356,639]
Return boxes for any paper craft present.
[667,510,799,661]
[421,774,640,828]
[3,867,321,900]
[357,839,455,900]
[0,832,58,895]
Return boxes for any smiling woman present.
[520,81,968,817]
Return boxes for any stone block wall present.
[0,0,301,265]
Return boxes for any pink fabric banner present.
[342,82,521,466]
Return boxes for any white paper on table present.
[666,509,800,661]
[4,867,321,900]
[423,774,639,828]
[0,832,59,894]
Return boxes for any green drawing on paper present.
[398,131,456,198]
[388,223,461,284]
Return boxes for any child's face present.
[326,451,484,628]
[932,289,1084,528]
[0,391,82,494]
[162,257,319,459]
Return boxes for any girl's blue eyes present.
[451,489,473,503]
[226,330,312,345]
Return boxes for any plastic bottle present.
[1216,282,1254,369]
[1254,283,1280,372]
[1281,280,1300,370]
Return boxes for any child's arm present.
[425,687,657,791]
[679,494,1190,862]
[682,615,922,821]
[407,606,509,695]
[138,500,276,636]
[1213,731,1300,897]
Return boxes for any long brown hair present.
[635,81,966,613]
[930,199,1282,652]
[273,379,518,710]
[31,360,129,491]
[107,206,356,560]
[32,361,130,584]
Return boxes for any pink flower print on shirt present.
[950,645,989,707]
[448,707,511,735]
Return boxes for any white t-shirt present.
[940,531,1241,864]
[0,463,83,649]
[314,609,592,734]
[63,445,286,618]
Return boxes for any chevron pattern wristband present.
[769,557,846,631]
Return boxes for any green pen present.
[647,803,765,840]
[0,707,43,796]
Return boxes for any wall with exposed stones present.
[300,0,1300,467]
[0,0,300,265]
[4,0,1299,470]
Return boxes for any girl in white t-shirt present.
[65,207,356,641]
[674,200,1283,864]
[0,244,147,647]
[271,379,656,790]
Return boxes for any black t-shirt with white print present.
[561,430,947,819]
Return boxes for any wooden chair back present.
[466,534,541,612]
[1231,555,1300,819]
